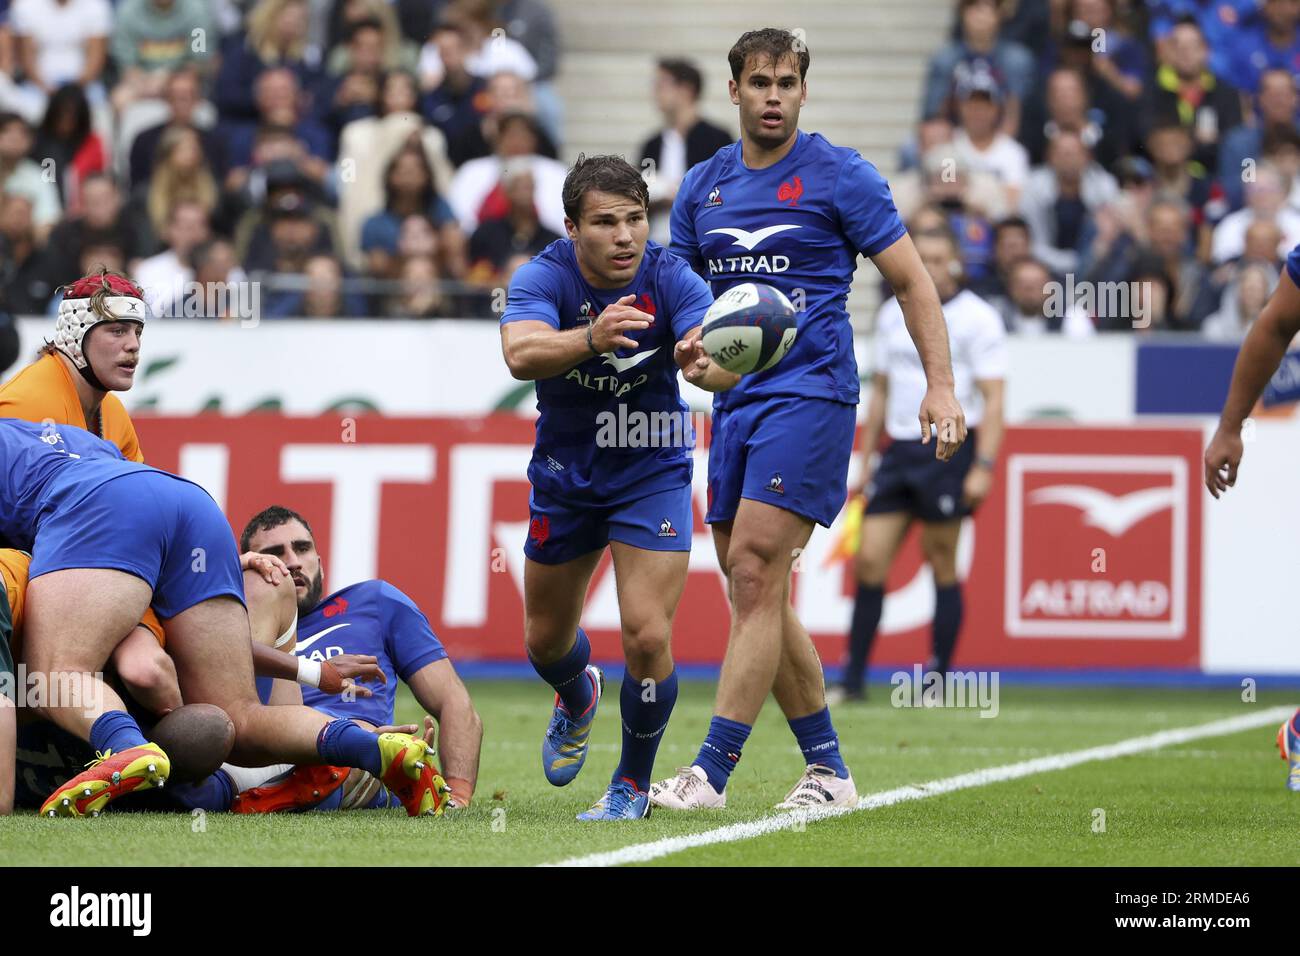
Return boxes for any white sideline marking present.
[542,707,1293,867]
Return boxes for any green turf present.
[0,682,1295,866]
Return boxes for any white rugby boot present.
[773,764,859,810]
[649,765,727,810]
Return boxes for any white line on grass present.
[543,706,1293,867]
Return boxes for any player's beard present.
[299,568,324,615]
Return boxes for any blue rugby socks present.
[316,718,382,776]
[529,628,596,716]
[844,583,884,693]
[788,707,849,779]
[89,710,149,755]
[614,668,678,792]
[694,715,752,792]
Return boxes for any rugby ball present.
[701,282,798,375]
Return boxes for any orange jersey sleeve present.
[0,548,31,652]
[0,353,143,461]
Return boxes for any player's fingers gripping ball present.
[701,282,798,375]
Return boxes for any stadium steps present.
[551,0,957,327]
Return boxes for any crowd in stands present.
[0,0,561,322]
[905,0,1300,339]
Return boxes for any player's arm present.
[870,234,966,460]
[857,372,888,496]
[1206,269,1300,496]
[248,642,380,697]
[404,659,482,808]
[502,297,654,380]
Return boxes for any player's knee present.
[523,616,571,660]
[921,541,958,580]
[726,548,785,614]
[854,550,890,587]
[621,619,670,670]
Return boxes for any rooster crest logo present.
[777,176,803,206]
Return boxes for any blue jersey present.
[1226,26,1300,93]
[1287,244,1300,288]
[295,580,447,726]
[1148,0,1260,78]
[0,418,147,550]
[502,238,712,507]
[670,130,906,411]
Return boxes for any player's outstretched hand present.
[919,386,967,461]
[1204,425,1244,498]
[674,328,711,384]
[591,294,653,353]
[241,550,290,584]
[328,653,387,684]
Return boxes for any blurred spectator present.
[266,251,366,317]
[1054,0,1148,102]
[1210,162,1300,263]
[1226,0,1300,94]
[33,83,105,214]
[991,0,1052,61]
[386,253,445,317]
[911,195,996,289]
[1148,0,1260,80]
[325,1,417,76]
[110,0,216,115]
[225,67,334,172]
[446,68,555,167]
[0,111,59,239]
[639,58,732,244]
[924,0,1035,135]
[1079,156,1156,285]
[448,110,564,235]
[1202,259,1278,340]
[992,256,1095,335]
[1218,70,1298,210]
[1146,122,1217,249]
[0,192,54,311]
[892,118,1008,221]
[1130,198,1215,328]
[358,142,463,278]
[1123,254,1177,332]
[48,172,147,263]
[1019,66,1124,169]
[133,198,209,314]
[7,0,110,121]
[950,67,1029,210]
[77,237,126,278]
[1019,129,1118,274]
[128,67,225,189]
[1041,18,1137,158]
[898,115,953,172]
[222,125,333,232]
[466,162,557,284]
[136,125,217,253]
[213,0,324,123]
[319,18,388,131]
[242,189,338,274]
[419,0,536,85]
[189,237,250,320]
[970,214,1032,298]
[496,0,561,138]
[337,68,455,267]
[1147,17,1243,171]
[420,20,486,146]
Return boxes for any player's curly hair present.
[727,28,810,83]
[240,505,315,553]
[561,154,650,223]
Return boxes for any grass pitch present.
[1,680,1295,867]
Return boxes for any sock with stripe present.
[316,718,381,776]
[529,628,595,716]
[788,707,849,779]
[89,710,148,755]
[613,668,678,793]
[694,715,751,793]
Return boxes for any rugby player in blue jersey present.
[214,505,482,812]
[1206,242,1300,790]
[653,29,967,810]
[500,154,735,820]
[0,419,448,817]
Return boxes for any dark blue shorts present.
[30,470,245,618]
[707,395,857,528]
[524,482,693,565]
[865,431,977,522]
